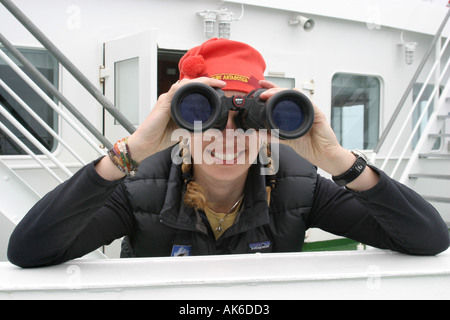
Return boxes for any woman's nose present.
[224,111,238,130]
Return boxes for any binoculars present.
[170,83,314,140]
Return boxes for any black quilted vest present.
[121,144,317,257]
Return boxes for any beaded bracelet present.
[108,137,139,177]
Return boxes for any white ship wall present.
[0,0,446,195]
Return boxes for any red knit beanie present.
[179,38,266,93]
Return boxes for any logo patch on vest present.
[171,245,192,257]
[249,241,271,251]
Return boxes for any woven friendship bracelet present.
[108,137,139,177]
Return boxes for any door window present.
[115,57,139,125]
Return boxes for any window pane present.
[331,73,380,150]
[115,57,139,125]
[0,48,59,155]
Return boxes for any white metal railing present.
[0,0,137,260]
[1,0,136,136]
[0,120,64,183]
[372,9,450,180]
[374,9,450,156]
[380,36,450,177]
[0,48,107,184]
[0,79,86,166]
[399,80,450,183]
[0,50,106,156]
[1,249,450,300]
[0,103,71,182]
[0,0,140,194]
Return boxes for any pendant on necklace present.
[216,219,224,233]
[213,195,243,235]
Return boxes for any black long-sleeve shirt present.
[7,150,450,268]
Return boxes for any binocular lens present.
[171,82,314,139]
[179,93,213,125]
[271,99,304,132]
[265,91,314,139]
[171,83,222,131]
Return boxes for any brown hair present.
[180,138,208,210]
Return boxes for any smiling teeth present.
[213,151,237,161]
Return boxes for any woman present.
[8,38,449,268]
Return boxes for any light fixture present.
[197,10,217,39]
[197,5,244,39]
[289,15,315,31]
[403,42,417,65]
[400,32,417,65]
[217,11,233,39]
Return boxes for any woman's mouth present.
[210,149,246,164]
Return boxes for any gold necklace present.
[215,195,244,234]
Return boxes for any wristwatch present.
[332,150,368,187]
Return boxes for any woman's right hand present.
[127,77,226,163]
[96,77,226,180]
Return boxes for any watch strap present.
[332,153,368,187]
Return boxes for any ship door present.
[102,29,157,143]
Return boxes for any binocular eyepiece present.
[170,82,314,140]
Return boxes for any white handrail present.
[0,79,87,166]
[0,103,73,178]
[0,121,63,183]
[390,87,438,178]
[399,79,450,183]
[389,43,450,178]
[379,34,450,172]
[0,0,135,135]
[374,9,450,154]
[0,49,106,156]
[1,249,450,300]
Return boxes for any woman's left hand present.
[259,80,348,175]
[259,80,379,190]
